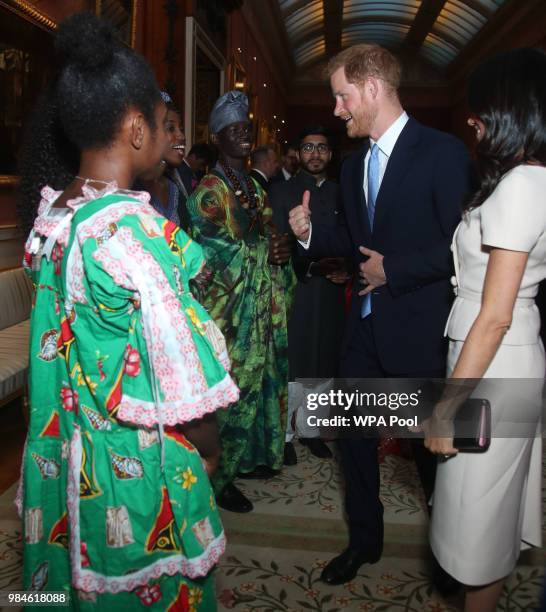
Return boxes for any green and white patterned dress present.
[19,182,239,610]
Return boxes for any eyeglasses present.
[300,142,330,155]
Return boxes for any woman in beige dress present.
[425,48,546,612]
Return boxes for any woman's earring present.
[468,117,482,138]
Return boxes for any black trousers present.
[338,315,444,554]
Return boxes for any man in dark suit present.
[271,141,300,183]
[269,125,349,464]
[250,145,280,193]
[289,43,473,585]
[178,142,215,195]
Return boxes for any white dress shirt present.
[299,111,409,249]
[251,168,268,182]
[363,111,409,203]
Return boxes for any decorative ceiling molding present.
[275,0,513,73]
[447,0,541,81]
[291,14,414,50]
[280,0,313,18]
[462,0,494,18]
[405,0,447,49]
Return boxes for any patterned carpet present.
[216,443,544,611]
[0,443,543,611]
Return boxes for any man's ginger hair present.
[326,44,402,95]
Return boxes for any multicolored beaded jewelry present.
[220,161,257,210]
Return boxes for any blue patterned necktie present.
[361,143,380,318]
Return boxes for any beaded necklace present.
[219,160,257,211]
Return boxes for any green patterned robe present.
[20,184,239,610]
[187,172,296,492]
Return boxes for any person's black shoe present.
[237,465,279,479]
[320,547,381,585]
[431,560,461,597]
[283,442,298,466]
[216,483,253,513]
[300,438,333,459]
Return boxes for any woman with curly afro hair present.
[19,12,238,610]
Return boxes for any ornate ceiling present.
[277,0,509,72]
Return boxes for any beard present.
[303,159,327,175]
[346,104,377,138]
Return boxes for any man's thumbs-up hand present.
[288,190,311,242]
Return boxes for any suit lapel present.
[350,144,372,242]
[373,117,420,231]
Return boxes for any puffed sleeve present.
[163,219,205,281]
[481,166,546,252]
[80,207,238,428]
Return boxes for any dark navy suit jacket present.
[305,117,474,374]
[178,161,196,196]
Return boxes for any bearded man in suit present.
[289,43,473,586]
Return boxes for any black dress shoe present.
[216,483,253,513]
[431,559,461,597]
[300,438,333,459]
[237,465,279,479]
[283,441,298,466]
[320,547,381,585]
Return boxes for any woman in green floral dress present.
[187,91,296,513]
[18,14,238,610]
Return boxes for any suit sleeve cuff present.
[298,222,312,250]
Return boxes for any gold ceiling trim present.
[0,0,57,31]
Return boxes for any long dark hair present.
[466,48,546,210]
